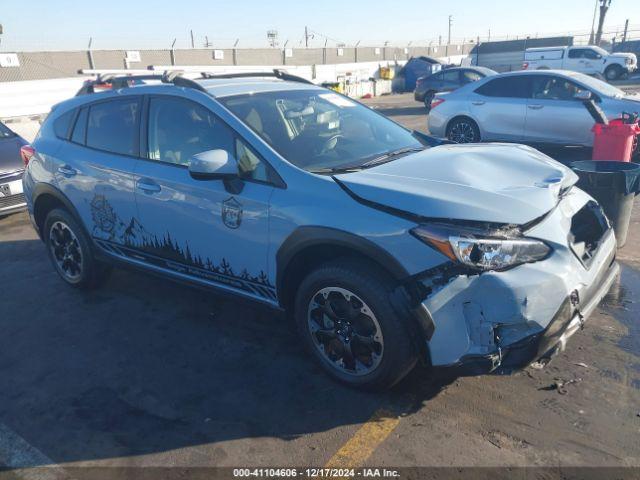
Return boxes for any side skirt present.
[93,238,281,309]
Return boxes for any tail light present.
[20,145,35,166]
[430,98,446,109]
[522,62,529,70]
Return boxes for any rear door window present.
[568,49,585,59]
[86,98,141,156]
[442,70,460,86]
[475,76,531,98]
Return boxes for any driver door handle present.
[528,104,544,110]
[472,101,485,106]
[136,178,161,194]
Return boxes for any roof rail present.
[75,70,207,96]
[198,69,314,85]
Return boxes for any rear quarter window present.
[86,98,141,156]
[71,108,88,145]
[53,109,76,139]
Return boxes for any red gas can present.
[591,119,640,162]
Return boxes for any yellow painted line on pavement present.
[324,408,402,469]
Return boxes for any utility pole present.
[595,0,612,46]
[190,30,194,49]
[448,15,453,45]
[589,0,598,44]
[0,24,3,47]
[622,18,629,43]
[304,26,309,48]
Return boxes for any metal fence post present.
[87,37,95,70]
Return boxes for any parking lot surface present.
[1,94,639,475]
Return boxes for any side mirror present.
[189,149,238,180]
[574,90,592,101]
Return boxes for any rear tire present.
[44,208,111,289]
[446,116,481,143]
[294,258,418,391]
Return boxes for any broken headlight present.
[411,224,551,271]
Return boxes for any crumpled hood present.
[335,143,578,225]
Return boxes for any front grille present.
[569,201,609,267]
[0,193,26,210]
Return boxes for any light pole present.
[448,15,453,45]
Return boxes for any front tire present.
[294,259,418,391]
[446,116,481,143]
[605,65,623,81]
[44,208,111,289]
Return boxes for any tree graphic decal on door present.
[88,194,275,299]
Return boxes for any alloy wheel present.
[307,287,384,376]
[448,120,477,143]
[49,221,83,282]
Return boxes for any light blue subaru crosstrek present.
[23,70,619,390]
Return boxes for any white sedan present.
[428,69,640,147]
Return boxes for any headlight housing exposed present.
[411,223,551,271]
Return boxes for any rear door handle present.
[528,104,544,110]
[472,101,485,106]
[57,165,77,176]
[136,179,161,194]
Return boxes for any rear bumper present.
[0,172,26,216]
[0,198,27,216]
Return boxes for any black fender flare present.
[32,183,88,239]
[275,226,411,297]
[276,226,435,354]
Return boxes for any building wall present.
[0,44,472,82]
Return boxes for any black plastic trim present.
[276,226,411,296]
[31,183,89,241]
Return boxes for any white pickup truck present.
[523,45,637,80]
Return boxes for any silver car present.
[428,70,640,146]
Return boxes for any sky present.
[0,0,639,51]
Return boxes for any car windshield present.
[219,90,424,172]
[0,122,15,138]
[570,72,626,98]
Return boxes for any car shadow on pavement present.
[0,237,454,466]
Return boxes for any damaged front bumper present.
[447,250,618,375]
[420,188,619,374]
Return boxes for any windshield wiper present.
[360,147,425,168]
[309,146,425,174]
[309,166,364,174]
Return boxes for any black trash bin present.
[570,161,640,248]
